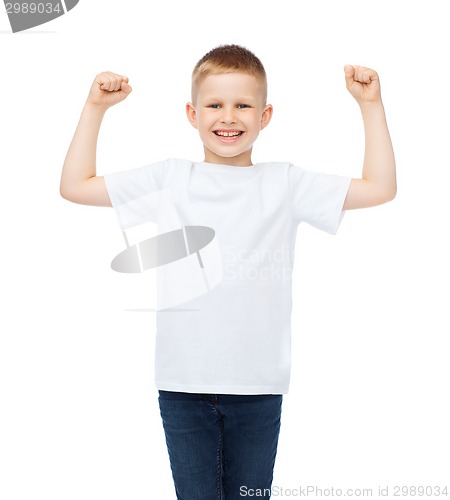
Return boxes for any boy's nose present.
[220,107,237,124]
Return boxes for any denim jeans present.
[158,390,283,500]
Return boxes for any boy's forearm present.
[60,101,106,197]
[359,101,396,201]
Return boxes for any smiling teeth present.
[215,131,242,137]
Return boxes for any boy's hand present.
[344,65,381,105]
[86,71,132,110]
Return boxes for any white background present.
[1,0,449,498]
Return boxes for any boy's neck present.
[203,148,253,167]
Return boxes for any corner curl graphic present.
[4,0,79,33]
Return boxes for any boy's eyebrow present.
[201,96,258,102]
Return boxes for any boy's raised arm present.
[60,72,132,207]
[342,65,397,210]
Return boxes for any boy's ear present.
[186,102,197,129]
[260,104,273,131]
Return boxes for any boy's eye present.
[207,104,250,109]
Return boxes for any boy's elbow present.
[384,184,397,203]
[374,187,396,206]
[60,184,69,200]
[372,179,397,206]
[59,177,112,207]
[346,179,397,209]
[60,183,82,204]
[60,183,74,202]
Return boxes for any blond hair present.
[191,44,267,103]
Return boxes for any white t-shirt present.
[104,158,351,395]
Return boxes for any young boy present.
[60,45,396,499]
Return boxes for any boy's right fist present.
[86,71,132,110]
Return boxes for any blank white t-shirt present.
[104,158,351,394]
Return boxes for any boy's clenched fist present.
[344,65,381,104]
[86,71,132,109]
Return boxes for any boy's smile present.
[186,73,273,166]
[213,129,244,143]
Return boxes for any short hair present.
[191,44,267,104]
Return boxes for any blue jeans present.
[158,390,283,500]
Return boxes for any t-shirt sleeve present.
[104,159,168,230]
[288,164,352,234]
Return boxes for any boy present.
[60,45,396,499]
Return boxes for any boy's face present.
[186,72,273,166]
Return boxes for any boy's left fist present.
[344,65,381,104]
